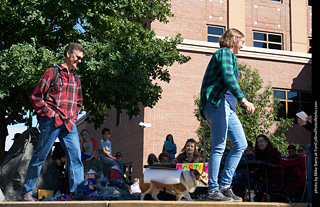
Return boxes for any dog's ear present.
[190,168,200,176]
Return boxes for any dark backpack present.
[44,65,79,100]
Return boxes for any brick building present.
[77,0,312,180]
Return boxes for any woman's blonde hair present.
[219,28,244,48]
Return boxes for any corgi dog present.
[139,168,208,201]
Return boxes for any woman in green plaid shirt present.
[200,28,255,202]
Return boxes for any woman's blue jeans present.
[203,98,247,193]
[22,117,85,194]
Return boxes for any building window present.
[125,163,133,181]
[207,25,225,43]
[308,0,312,6]
[253,31,282,50]
[129,106,135,120]
[308,38,312,53]
[116,110,121,127]
[270,0,282,2]
[273,89,313,121]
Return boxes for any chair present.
[280,156,308,202]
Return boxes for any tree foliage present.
[194,62,294,158]
[0,0,190,158]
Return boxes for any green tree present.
[0,0,190,159]
[194,62,294,158]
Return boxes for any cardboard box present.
[38,189,54,200]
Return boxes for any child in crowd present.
[80,129,98,161]
[162,134,177,163]
[99,128,124,174]
[147,153,159,165]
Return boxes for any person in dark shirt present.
[52,142,67,175]
[254,134,283,201]
[287,144,299,159]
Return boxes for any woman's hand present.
[241,98,255,115]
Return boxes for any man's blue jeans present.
[203,98,247,193]
[22,117,85,194]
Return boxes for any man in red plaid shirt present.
[22,43,86,201]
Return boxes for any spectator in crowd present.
[297,146,307,157]
[222,140,254,162]
[297,116,312,132]
[242,141,254,161]
[99,128,124,174]
[175,138,203,163]
[220,141,252,190]
[198,146,208,161]
[52,142,69,194]
[158,151,170,164]
[147,153,159,165]
[254,134,283,201]
[232,141,254,193]
[298,116,313,203]
[52,142,67,177]
[115,151,132,185]
[162,134,177,163]
[80,129,98,161]
[287,144,299,159]
[115,152,126,174]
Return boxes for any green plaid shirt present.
[199,47,245,119]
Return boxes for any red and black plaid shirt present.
[30,63,83,132]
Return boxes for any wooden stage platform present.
[0,201,312,207]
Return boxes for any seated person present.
[115,151,126,174]
[147,153,159,165]
[175,138,203,163]
[157,151,170,164]
[254,134,283,201]
[198,146,208,162]
[242,141,254,161]
[52,142,67,177]
[80,129,98,161]
[287,144,299,159]
[297,146,307,157]
[99,128,124,174]
[231,141,254,193]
